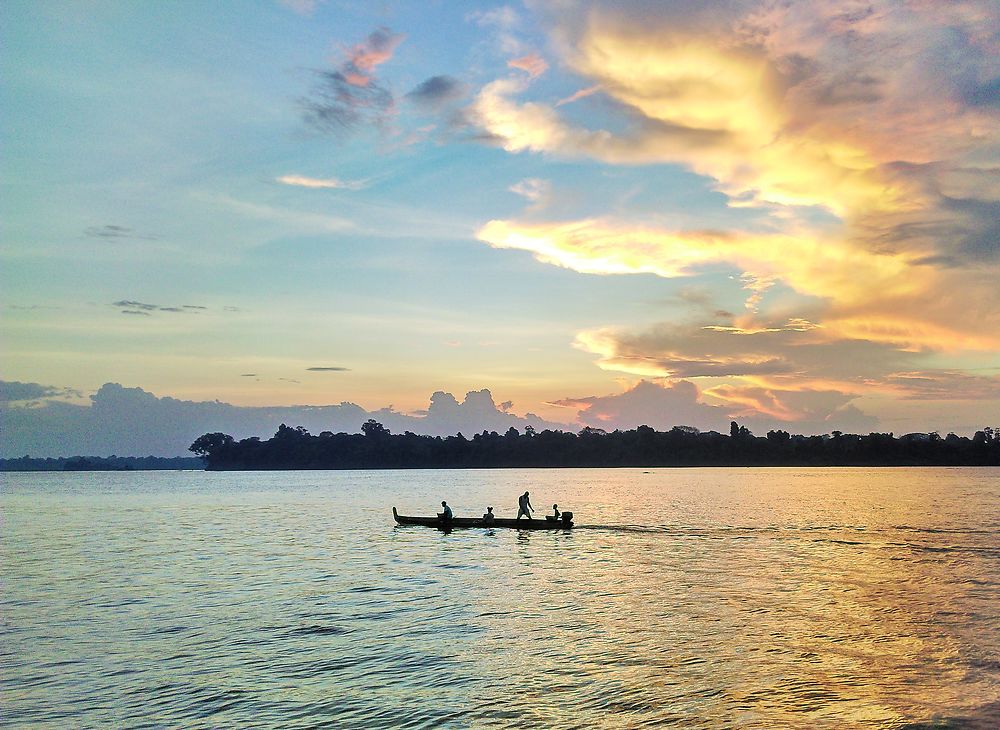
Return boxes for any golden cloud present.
[478,218,929,313]
[468,0,1000,423]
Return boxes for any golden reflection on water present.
[3,467,999,728]
[437,469,1000,728]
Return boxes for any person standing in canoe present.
[516,491,533,521]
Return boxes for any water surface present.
[3,468,999,728]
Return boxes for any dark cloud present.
[0,383,562,457]
[406,75,465,108]
[910,254,961,268]
[307,366,350,372]
[942,196,1000,260]
[84,225,158,241]
[964,76,1000,108]
[854,183,1000,264]
[0,380,69,403]
[111,301,222,315]
[113,300,159,311]
[300,27,403,136]
[552,380,729,432]
[301,70,394,133]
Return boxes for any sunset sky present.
[3,0,1000,440]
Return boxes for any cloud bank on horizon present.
[3,0,999,445]
[1,377,881,458]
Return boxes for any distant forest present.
[190,421,1000,469]
[1,455,205,472]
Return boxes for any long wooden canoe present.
[392,507,573,530]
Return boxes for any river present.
[3,467,999,728]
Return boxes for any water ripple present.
[3,467,999,728]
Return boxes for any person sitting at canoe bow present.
[516,491,533,521]
[482,506,495,524]
[439,501,453,522]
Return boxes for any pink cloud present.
[342,27,405,87]
[507,53,548,79]
[556,84,601,107]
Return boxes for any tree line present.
[189,420,1000,470]
[1,455,205,472]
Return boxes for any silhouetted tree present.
[187,423,1000,470]
[189,432,235,457]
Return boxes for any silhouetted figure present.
[517,491,533,521]
[439,500,453,522]
[546,504,561,522]
[482,506,495,524]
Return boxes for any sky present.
[3,0,1000,454]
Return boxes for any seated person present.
[482,506,495,523]
[546,504,561,522]
[439,500,453,521]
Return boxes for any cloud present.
[551,378,879,435]
[0,383,563,457]
[0,380,70,403]
[507,53,548,79]
[468,6,524,54]
[508,178,551,206]
[476,217,941,317]
[301,27,404,134]
[276,174,366,190]
[406,75,465,109]
[301,71,394,133]
[84,225,158,241]
[556,84,601,107]
[709,384,880,434]
[112,300,213,316]
[552,379,729,431]
[468,6,520,30]
[883,370,1000,401]
[465,0,1000,360]
[570,318,1000,428]
[306,366,350,372]
[343,27,405,86]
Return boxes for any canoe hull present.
[392,507,572,530]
